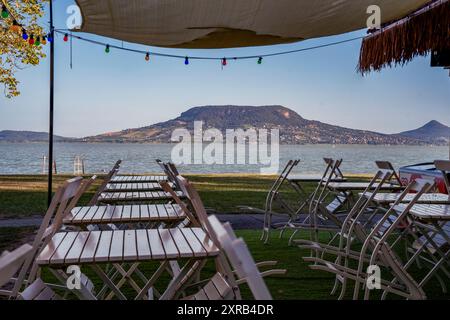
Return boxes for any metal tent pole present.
[47,0,54,207]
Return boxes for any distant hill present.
[83,105,428,145]
[399,120,450,144]
[0,130,72,142]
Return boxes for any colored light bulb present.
[145,53,150,61]
[257,57,262,64]
[63,33,68,42]
[222,58,227,66]
[11,20,20,33]
[1,5,9,18]
[22,29,28,40]
[35,37,40,46]
[184,57,189,65]
[41,36,47,45]
[29,35,34,45]
[47,33,52,42]
[105,45,110,53]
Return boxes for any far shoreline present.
[0,141,446,147]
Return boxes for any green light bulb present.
[1,7,9,18]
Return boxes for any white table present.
[362,193,450,205]
[64,204,185,226]
[111,175,168,183]
[104,182,175,192]
[98,190,185,204]
[36,227,219,300]
[327,182,404,191]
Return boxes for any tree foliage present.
[0,0,47,98]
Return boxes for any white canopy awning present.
[75,0,429,49]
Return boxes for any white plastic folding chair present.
[300,180,434,300]
[168,176,284,300]
[0,244,61,300]
[375,161,403,186]
[287,159,350,245]
[236,160,300,244]
[90,164,120,205]
[207,215,273,300]
[0,177,96,300]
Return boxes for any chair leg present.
[263,214,272,244]
[288,229,299,246]
[261,209,270,241]
[330,277,340,295]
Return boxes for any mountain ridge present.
[2,106,448,145]
[0,130,73,142]
[399,120,450,144]
[82,105,441,145]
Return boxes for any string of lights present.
[1,2,51,45]
[2,3,365,65]
[55,30,364,65]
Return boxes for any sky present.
[1,0,449,138]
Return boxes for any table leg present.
[90,264,127,300]
[134,261,169,300]
[159,259,200,300]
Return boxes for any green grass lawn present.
[0,174,368,218]
[0,174,448,300]
[2,227,448,300]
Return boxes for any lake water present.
[0,142,448,175]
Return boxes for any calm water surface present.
[0,143,448,175]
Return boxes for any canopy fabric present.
[75,0,430,49]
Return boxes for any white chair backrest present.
[168,162,180,176]
[10,177,85,297]
[156,160,179,186]
[310,158,343,214]
[324,157,344,178]
[208,215,272,300]
[354,180,434,300]
[89,164,118,205]
[174,176,243,298]
[159,180,200,227]
[375,161,402,185]
[175,175,210,231]
[264,160,299,212]
[113,159,122,169]
[0,244,33,288]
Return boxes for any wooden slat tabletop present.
[36,228,219,266]
[98,190,185,203]
[326,182,403,191]
[64,204,185,225]
[362,193,450,205]
[110,175,168,183]
[104,182,175,192]
[288,175,347,183]
[394,204,450,221]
